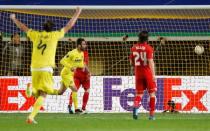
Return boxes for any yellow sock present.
[72,92,78,109]
[29,96,45,120]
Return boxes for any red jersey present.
[130,42,154,78]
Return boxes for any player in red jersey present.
[68,42,91,114]
[130,31,156,120]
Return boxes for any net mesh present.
[0,8,209,113]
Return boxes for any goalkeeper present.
[10,7,82,124]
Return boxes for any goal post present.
[0,5,209,113]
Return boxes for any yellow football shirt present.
[60,49,85,75]
[27,28,64,68]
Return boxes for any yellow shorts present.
[32,71,54,96]
[61,67,74,88]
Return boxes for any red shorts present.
[74,69,90,90]
[135,75,156,94]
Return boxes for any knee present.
[58,88,66,95]
[71,86,78,92]
[39,91,47,98]
[136,93,143,97]
[149,92,156,98]
[58,91,64,95]
[85,89,90,93]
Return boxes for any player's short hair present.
[76,38,85,46]
[138,31,149,43]
[43,20,55,32]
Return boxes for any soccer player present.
[57,38,88,113]
[130,31,157,120]
[10,7,82,124]
[68,40,90,114]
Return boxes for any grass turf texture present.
[0,113,210,131]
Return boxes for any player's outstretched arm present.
[63,7,82,33]
[60,57,72,69]
[10,14,29,32]
[60,53,76,72]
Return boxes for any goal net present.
[0,6,209,113]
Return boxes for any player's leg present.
[57,82,67,95]
[146,75,157,120]
[148,91,156,120]
[57,73,75,95]
[133,92,143,120]
[26,71,40,98]
[68,77,81,114]
[27,91,46,124]
[26,71,47,124]
[41,72,60,95]
[81,79,90,112]
[133,78,144,120]
[68,93,73,114]
[26,73,59,98]
[61,74,79,113]
[70,87,81,113]
[71,85,81,113]
[26,83,32,98]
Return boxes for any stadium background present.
[0,1,210,131]
[0,7,209,113]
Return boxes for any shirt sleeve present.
[60,51,73,68]
[26,29,38,42]
[54,28,65,40]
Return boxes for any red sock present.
[69,92,73,107]
[149,97,156,116]
[82,91,89,110]
[134,96,141,108]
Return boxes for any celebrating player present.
[68,40,90,114]
[10,7,82,124]
[57,38,88,113]
[130,31,157,120]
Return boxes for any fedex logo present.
[0,77,208,112]
[103,78,208,112]
[0,78,42,111]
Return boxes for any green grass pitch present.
[0,113,210,131]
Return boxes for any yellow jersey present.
[60,49,85,75]
[27,28,64,68]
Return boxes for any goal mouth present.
[1,5,210,19]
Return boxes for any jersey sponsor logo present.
[74,58,82,62]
